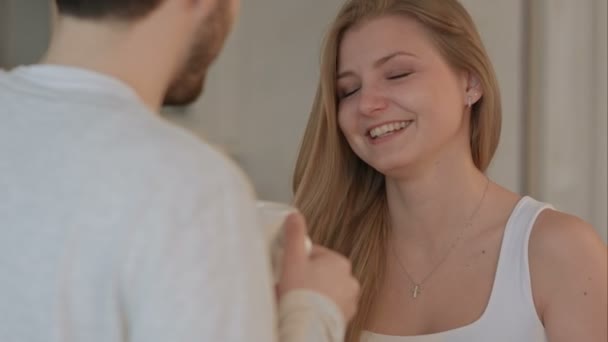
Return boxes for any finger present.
[281,212,309,271]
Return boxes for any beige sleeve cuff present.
[278,289,346,342]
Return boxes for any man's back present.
[0,65,276,341]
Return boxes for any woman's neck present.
[386,156,490,251]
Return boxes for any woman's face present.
[336,15,480,178]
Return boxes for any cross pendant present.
[412,284,421,299]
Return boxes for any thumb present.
[281,212,309,272]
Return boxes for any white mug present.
[256,200,312,282]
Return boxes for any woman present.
[292,0,607,341]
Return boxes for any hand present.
[277,212,360,322]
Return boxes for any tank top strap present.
[484,196,553,320]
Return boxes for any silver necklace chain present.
[391,177,490,299]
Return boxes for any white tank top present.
[361,196,551,342]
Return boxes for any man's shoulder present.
[126,117,255,207]
[139,118,248,188]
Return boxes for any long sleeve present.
[279,290,346,342]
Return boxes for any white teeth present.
[369,121,411,138]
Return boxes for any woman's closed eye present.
[387,72,412,80]
[338,86,360,99]
[337,71,411,99]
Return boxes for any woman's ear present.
[465,72,483,107]
[184,0,214,21]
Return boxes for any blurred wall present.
[0,0,8,63]
[0,0,51,68]
[594,0,607,241]
[526,0,607,241]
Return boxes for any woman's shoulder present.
[530,208,603,261]
[528,206,607,315]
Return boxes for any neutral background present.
[1,0,606,242]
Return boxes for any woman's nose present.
[358,85,388,117]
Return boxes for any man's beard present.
[163,2,231,106]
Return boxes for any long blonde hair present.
[293,0,501,340]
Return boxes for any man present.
[0,0,359,341]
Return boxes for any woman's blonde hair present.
[293,0,501,340]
